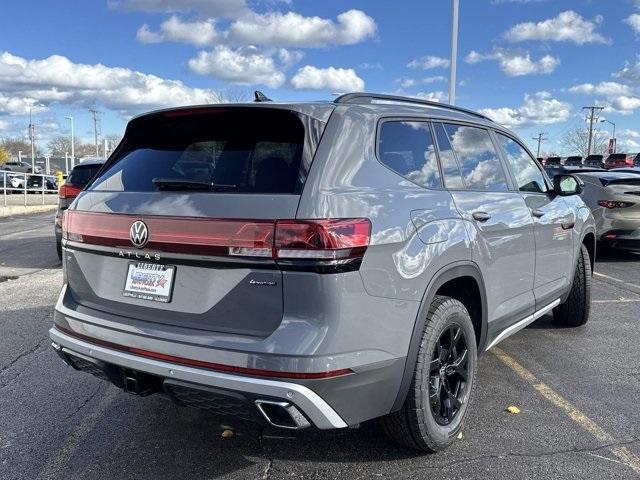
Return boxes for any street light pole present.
[65,116,75,168]
[29,105,35,173]
[600,119,616,153]
[449,0,459,106]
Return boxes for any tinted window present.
[444,124,509,191]
[433,123,464,189]
[378,121,442,189]
[91,108,308,194]
[496,134,547,193]
[67,165,102,188]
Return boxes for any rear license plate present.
[123,262,175,303]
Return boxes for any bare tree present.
[0,136,37,156]
[560,126,608,157]
[47,136,73,156]
[216,87,252,103]
[104,133,123,151]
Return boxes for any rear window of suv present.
[67,165,103,188]
[90,108,313,194]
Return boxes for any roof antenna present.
[254,90,272,102]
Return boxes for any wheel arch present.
[390,261,487,413]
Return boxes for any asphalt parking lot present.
[1,212,639,480]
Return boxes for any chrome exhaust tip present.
[254,400,311,430]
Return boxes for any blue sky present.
[2,0,640,155]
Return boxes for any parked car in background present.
[50,93,595,452]
[584,154,604,168]
[564,156,583,166]
[545,156,562,166]
[27,175,57,192]
[1,171,25,193]
[575,171,640,250]
[604,153,633,170]
[628,153,640,166]
[54,158,105,259]
[543,165,603,179]
[3,160,42,173]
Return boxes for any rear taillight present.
[274,219,371,260]
[63,212,371,273]
[59,183,82,199]
[598,200,635,209]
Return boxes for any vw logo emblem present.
[129,220,149,249]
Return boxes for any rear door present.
[63,106,327,337]
[495,133,574,308]
[433,122,536,332]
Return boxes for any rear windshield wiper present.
[152,178,238,191]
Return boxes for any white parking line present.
[594,271,640,290]
[592,299,640,303]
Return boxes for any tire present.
[381,295,478,452]
[56,240,62,261]
[553,244,591,327]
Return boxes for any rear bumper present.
[50,326,348,429]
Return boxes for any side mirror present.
[553,174,584,196]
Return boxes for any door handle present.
[472,211,491,222]
[531,209,545,218]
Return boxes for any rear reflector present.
[54,325,353,379]
[63,211,371,271]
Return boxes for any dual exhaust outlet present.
[254,400,311,430]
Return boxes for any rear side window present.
[496,134,547,193]
[67,165,102,188]
[433,123,464,189]
[90,108,312,194]
[444,124,509,191]
[378,121,442,189]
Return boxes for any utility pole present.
[29,105,35,172]
[449,0,459,105]
[532,132,547,158]
[583,106,604,156]
[65,116,75,168]
[89,108,101,157]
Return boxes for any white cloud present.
[412,91,447,103]
[480,91,571,128]
[624,14,640,34]
[567,58,640,114]
[0,119,9,130]
[0,51,218,116]
[109,0,248,18]
[407,55,450,70]
[188,45,285,87]
[396,76,446,88]
[568,81,631,97]
[465,49,559,76]
[504,10,609,45]
[621,128,640,139]
[290,65,364,91]
[136,16,219,46]
[228,9,376,47]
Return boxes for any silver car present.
[576,170,640,250]
[50,93,595,451]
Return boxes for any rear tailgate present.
[62,106,330,337]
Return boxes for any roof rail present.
[333,92,492,121]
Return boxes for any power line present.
[532,132,547,158]
[582,105,604,156]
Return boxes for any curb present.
[0,205,57,218]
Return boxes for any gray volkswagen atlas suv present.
[50,93,595,451]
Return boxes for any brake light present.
[598,200,635,209]
[62,212,371,272]
[59,183,82,199]
[274,219,371,260]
